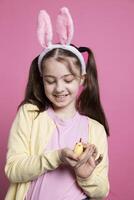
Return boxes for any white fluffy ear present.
[56,7,74,45]
[37,10,53,48]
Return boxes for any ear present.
[56,7,74,45]
[80,74,86,85]
[37,10,53,48]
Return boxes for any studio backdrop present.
[0,0,134,199]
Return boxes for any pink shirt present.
[25,108,89,200]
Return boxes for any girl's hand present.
[58,148,78,167]
[74,144,103,179]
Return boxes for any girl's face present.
[42,57,84,112]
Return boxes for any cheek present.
[43,84,53,95]
[70,82,81,93]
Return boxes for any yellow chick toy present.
[74,138,84,156]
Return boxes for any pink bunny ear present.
[37,10,53,48]
[56,7,74,45]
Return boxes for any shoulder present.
[16,103,40,121]
[88,117,104,130]
[87,117,107,143]
[79,114,106,135]
[9,104,40,135]
[20,103,39,112]
[18,104,54,124]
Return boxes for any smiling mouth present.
[54,94,68,97]
[53,94,69,101]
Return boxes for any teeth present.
[55,95,68,97]
[54,94,68,101]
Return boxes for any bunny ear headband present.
[37,7,86,75]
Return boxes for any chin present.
[52,103,68,109]
[52,100,74,109]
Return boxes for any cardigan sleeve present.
[5,104,62,183]
[76,120,110,199]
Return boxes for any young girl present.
[5,7,109,200]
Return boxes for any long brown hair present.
[76,46,109,136]
[18,45,109,136]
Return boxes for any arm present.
[5,104,62,183]
[76,122,109,199]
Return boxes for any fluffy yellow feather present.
[73,138,84,156]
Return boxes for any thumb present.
[66,149,79,160]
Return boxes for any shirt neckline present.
[46,106,79,126]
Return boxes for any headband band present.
[37,7,86,75]
[38,44,86,75]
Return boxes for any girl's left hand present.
[74,144,103,179]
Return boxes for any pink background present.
[0,0,134,199]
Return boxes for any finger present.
[95,154,103,166]
[81,145,96,161]
[78,146,91,160]
[82,143,96,151]
[92,145,98,159]
[66,149,79,160]
[65,157,77,167]
[75,147,95,168]
[88,144,98,159]
[82,143,90,149]
[74,150,89,169]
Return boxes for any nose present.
[55,80,65,93]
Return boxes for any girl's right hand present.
[74,144,103,178]
[58,148,78,167]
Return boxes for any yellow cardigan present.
[5,103,109,200]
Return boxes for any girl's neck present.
[51,105,77,120]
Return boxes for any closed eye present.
[43,78,56,84]
[43,74,78,84]
[63,75,75,83]
[64,77,74,82]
